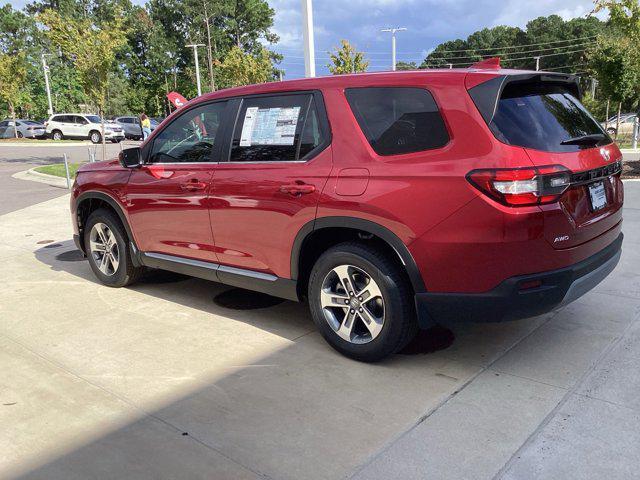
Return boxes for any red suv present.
[71,63,623,361]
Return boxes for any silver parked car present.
[114,116,159,140]
[0,119,46,139]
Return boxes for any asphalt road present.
[0,141,140,215]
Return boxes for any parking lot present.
[1,148,640,479]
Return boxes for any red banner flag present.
[167,91,188,109]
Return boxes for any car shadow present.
[10,239,550,479]
[35,239,462,356]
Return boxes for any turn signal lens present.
[466,165,571,207]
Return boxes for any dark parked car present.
[114,116,159,140]
[70,63,623,361]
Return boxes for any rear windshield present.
[490,83,611,153]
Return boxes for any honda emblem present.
[600,148,611,162]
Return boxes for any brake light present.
[466,165,571,207]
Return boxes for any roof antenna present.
[471,57,501,70]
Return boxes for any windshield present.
[490,83,611,153]
[85,115,102,124]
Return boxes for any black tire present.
[308,242,418,362]
[17,131,23,138]
[607,127,616,135]
[51,130,63,141]
[89,130,102,144]
[84,208,143,287]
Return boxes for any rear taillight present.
[466,165,571,207]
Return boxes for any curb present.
[12,167,71,189]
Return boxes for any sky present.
[5,0,605,78]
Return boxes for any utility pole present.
[534,56,541,71]
[590,78,598,98]
[381,27,407,71]
[186,43,205,96]
[301,0,316,77]
[41,53,54,116]
[202,0,216,92]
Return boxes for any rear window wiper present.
[560,133,607,146]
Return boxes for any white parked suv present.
[45,114,125,143]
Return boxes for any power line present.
[274,34,598,56]
[432,48,587,67]
[421,35,597,54]
[423,41,592,62]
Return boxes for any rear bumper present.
[415,233,622,326]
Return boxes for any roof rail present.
[471,57,501,70]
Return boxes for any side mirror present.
[119,147,142,168]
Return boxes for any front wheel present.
[308,242,417,362]
[89,131,102,144]
[84,209,143,287]
[51,130,63,141]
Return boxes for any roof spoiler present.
[467,72,582,125]
[471,57,501,70]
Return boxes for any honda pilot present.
[70,61,623,361]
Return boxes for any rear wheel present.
[308,243,417,362]
[90,131,102,144]
[607,127,617,135]
[17,131,23,138]
[51,130,63,141]
[84,209,143,287]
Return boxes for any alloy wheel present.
[319,264,385,344]
[89,222,119,276]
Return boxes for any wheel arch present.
[291,217,426,297]
[76,191,137,253]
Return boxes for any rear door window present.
[345,87,450,156]
[490,83,611,153]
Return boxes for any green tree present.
[396,61,417,71]
[421,14,606,72]
[0,53,29,136]
[214,46,274,89]
[328,40,369,75]
[39,9,127,115]
[587,37,640,106]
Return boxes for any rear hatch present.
[469,73,623,249]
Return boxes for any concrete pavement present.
[0,179,639,478]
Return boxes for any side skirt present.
[136,249,300,302]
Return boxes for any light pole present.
[186,43,205,96]
[381,27,407,71]
[534,56,541,71]
[301,0,316,77]
[41,53,54,116]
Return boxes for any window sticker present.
[239,106,301,146]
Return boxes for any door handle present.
[279,183,316,196]
[180,180,207,191]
